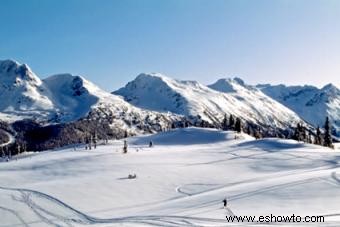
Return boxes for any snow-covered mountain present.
[114,73,305,131]
[0,60,183,135]
[257,83,340,136]
[0,60,55,122]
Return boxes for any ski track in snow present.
[1,129,340,226]
[1,169,339,227]
[0,206,29,227]
[0,185,231,227]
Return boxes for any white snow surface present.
[1,127,340,226]
[258,84,340,135]
[114,74,304,129]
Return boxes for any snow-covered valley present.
[1,128,340,226]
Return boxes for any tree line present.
[292,116,333,148]
[220,113,334,149]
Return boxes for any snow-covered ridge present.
[0,59,55,122]
[2,59,338,137]
[0,60,103,122]
[114,73,305,130]
[209,77,256,93]
[258,83,340,135]
[0,60,183,135]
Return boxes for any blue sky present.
[0,0,339,90]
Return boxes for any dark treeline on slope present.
[0,112,191,155]
[220,113,288,139]
[222,113,335,149]
[1,113,260,155]
[0,112,336,157]
[0,131,8,145]
[289,116,334,148]
[313,116,334,148]
[0,121,11,144]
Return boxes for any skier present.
[223,198,227,208]
[149,140,153,147]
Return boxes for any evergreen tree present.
[323,116,333,148]
[17,143,21,155]
[200,120,205,128]
[88,136,92,150]
[222,114,228,130]
[254,127,261,139]
[315,126,321,145]
[246,125,251,135]
[300,127,307,142]
[93,131,97,149]
[235,117,242,133]
[293,123,303,141]
[85,136,89,150]
[171,122,176,129]
[229,114,235,129]
[307,133,312,144]
[123,140,128,153]
[0,146,4,158]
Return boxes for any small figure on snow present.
[128,173,137,179]
[149,140,153,148]
[223,198,227,208]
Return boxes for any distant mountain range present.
[0,60,185,150]
[114,73,303,130]
[257,83,340,136]
[0,59,182,128]
[0,59,339,150]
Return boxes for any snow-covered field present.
[1,128,340,226]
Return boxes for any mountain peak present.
[115,72,176,92]
[136,72,172,81]
[209,79,236,93]
[43,73,100,98]
[0,59,40,85]
[208,77,251,93]
[0,59,19,68]
[321,83,339,93]
[232,77,245,86]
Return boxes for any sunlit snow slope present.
[114,73,304,129]
[1,128,340,226]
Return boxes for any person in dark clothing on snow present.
[223,198,227,208]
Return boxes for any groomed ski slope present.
[0,128,340,226]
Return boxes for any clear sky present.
[0,0,339,91]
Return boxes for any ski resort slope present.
[1,128,340,226]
